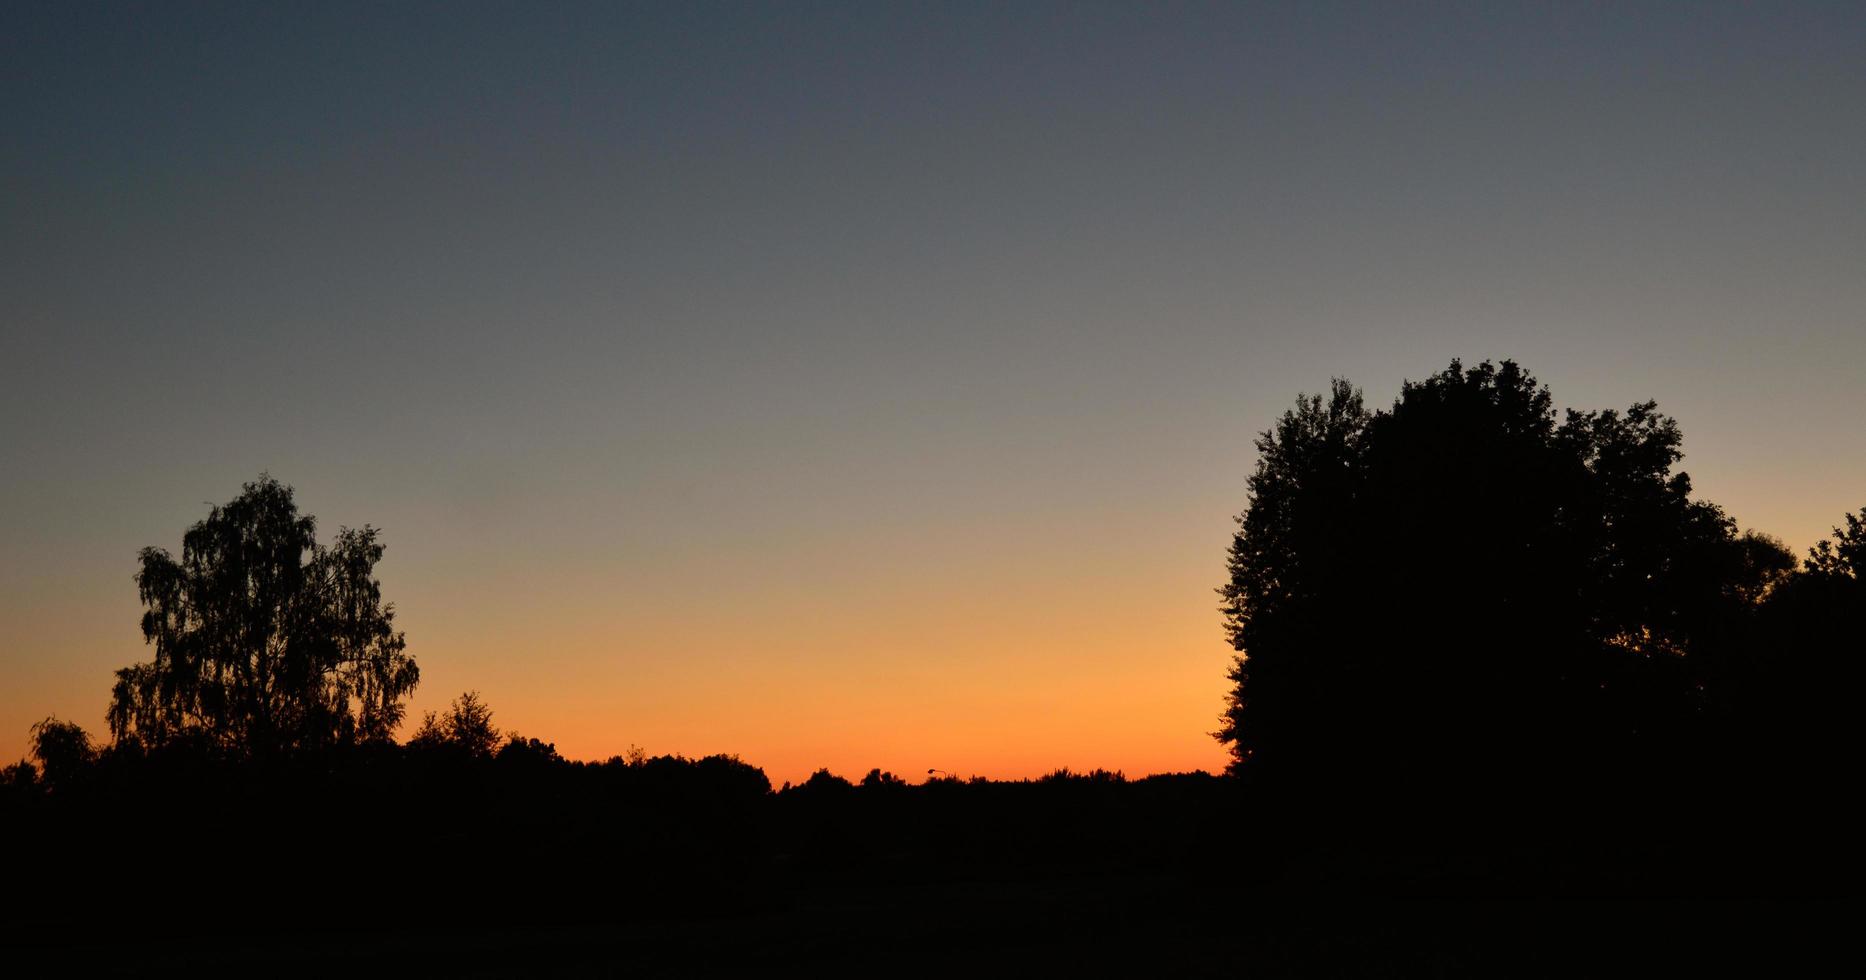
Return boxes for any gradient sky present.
[4,2,1863,784]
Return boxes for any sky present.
[3,1,1863,784]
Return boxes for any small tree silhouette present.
[27,717,95,789]
[411,691,502,758]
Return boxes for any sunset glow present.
[5,2,1863,784]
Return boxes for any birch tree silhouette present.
[107,475,419,754]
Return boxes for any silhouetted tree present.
[106,475,419,755]
[1218,361,1783,812]
[496,734,563,768]
[27,717,95,790]
[1038,767,1126,784]
[1739,507,1866,806]
[410,691,501,758]
[1216,378,1367,780]
[860,768,907,789]
[796,768,855,795]
[1804,508,1865,581]
[0,760,36,794]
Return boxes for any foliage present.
[1038,767,1126,784]
[5,415,1859,918]
[106,475,419,755]
[0,760,37,792]
[1738,506,1866,798]
[411,691,503,758]
[497,734,564,767]
[27,717,96,789]
[1216,360,1792,801]
[860,768,908,788]
[795,768,855,795]
[1803,508,1865,580]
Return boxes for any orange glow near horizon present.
[7,2,1866,793]
[2,469,1855,786]
[383,524,1240,787]
[1,492,1243,787]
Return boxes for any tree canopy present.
[1217,360,1794,806]
[106,475,419,755]
[410,690,503,758]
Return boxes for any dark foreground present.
[4,754,1855,975]
[20,892,1849,976]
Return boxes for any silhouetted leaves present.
[1218,360,1803,821]
[26,718,94,791]
[411,691,502,758]
[2,414,1858,972]
[1736,506,1866,815]
[106,475,418,755]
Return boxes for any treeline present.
[2,742,1830,970]
[4,355,1863,946]
[1214,361,1864,872]
[4,707,1246,940]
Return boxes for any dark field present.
[5,757,1851,975]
